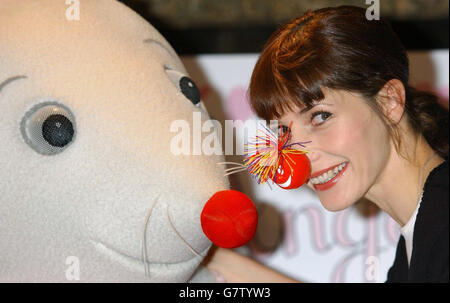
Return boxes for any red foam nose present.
[201,190,258,248]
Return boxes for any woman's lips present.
[312,162,348,191]
[310,162,343,178]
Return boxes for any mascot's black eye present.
[165,67,201,106]
[179,76,200,105]
[42,114,74,147]
[21,101,76,155]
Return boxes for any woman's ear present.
[376,79,406,125]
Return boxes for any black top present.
[386,160,449,282]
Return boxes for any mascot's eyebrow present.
[0,75,27,97]
[143,38,177,60]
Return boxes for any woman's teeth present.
[310,162,347,185]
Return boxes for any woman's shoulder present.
[425,159,448,188]
[420,159,448,220]
[411,159,449,282]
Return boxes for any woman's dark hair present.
[249,5,449,160]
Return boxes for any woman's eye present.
[270,124,290,137]
[311,111,332,126]
[280,125,291,135]
[21,101,76,155]
[165,67,201,106]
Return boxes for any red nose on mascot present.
[201,190,258,248]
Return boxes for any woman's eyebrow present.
[143,38,177,60]
[299,102,332,114]
[0,75,27,99]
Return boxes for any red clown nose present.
[272,152,311,189]
[201,190,258,248]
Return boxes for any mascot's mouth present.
[91,240,210,278]
[90,195,212,279]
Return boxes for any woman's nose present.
[290,132,319,162]
[306,149,320,162]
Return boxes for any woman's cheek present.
[315,122,351,153]
[340,113,377,153]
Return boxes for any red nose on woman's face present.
[201,190,258,248]
[270,152,311,189]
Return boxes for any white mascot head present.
[0,0,257,282]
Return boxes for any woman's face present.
[278,88,392,211]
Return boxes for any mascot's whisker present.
[166,204,203,259]
[142,194,160,278]
[217,161,246,166]
[217,162,248,177]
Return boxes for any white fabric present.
[400,192,423,266]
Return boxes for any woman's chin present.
[318,196,355,212]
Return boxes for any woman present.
[205,5,448,282]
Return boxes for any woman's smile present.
[310,161,349,191]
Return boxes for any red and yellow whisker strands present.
[218,121,311,186]
[243,123,279,184]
